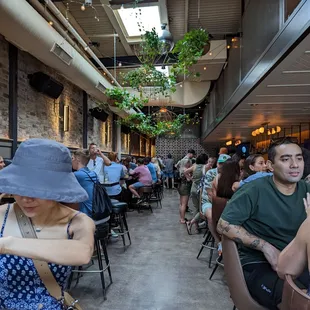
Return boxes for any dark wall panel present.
[241,0,281,79]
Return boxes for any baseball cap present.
[217,154,231,163]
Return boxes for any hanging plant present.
[122,65,176,97]
[172,28,209,76]
[105,88,147,110]
[117,112,190,138]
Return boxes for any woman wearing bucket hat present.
[0,138,95,309]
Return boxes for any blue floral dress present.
[0,205,76,310]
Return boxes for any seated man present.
[144,157,157,183]
[129,158,152,200]
[218,138,310,309]
[201,154,230,246]
[104,152,125,200]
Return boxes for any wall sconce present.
[226,140,232,146]
[64,105,69,132]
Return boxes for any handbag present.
[15,204,83,310]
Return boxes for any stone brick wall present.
[18,48,83,148]
[0,36,9,138]
[87,98,113,151]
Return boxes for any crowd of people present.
[0,137,310,309]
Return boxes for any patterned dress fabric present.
[0,205,74,310]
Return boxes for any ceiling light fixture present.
[81,4,85,11]
[203,66,207,70]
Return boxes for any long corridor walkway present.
[73,190,233,310]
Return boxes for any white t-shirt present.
[87,156,104,184]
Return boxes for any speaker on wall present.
[89,107,109,122]
[28,72,64,99]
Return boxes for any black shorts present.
[243,263,309,310]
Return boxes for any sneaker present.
[137,198,144,204]
[111,230,118,238]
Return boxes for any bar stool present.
[111,201,131,247]
[68,220,112,300]
[136,186,153,213]
[196,230,216,267]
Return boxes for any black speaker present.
[28,72,64,99]
[89,107,109,122]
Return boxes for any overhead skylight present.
[117,6,162,38]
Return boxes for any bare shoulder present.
[69,211,95,231]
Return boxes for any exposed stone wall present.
[18,48,83,148]
[0,36,9,138]
[87,98,113,151]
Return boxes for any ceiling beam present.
[54,2,103,57]
[99,0,134,56]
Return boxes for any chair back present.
[281,275,310,310]
[212,196,228,237]
[222,235,267,310]
[140,186,153,193]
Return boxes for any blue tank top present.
[0,204,78,310]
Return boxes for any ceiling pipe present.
[28,0,85,57]
[43,0,121,87]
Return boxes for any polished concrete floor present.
[72,190,233,310]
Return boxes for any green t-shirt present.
[221,176,310,266]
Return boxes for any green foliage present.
[137,28,165,66]
[122,65,176,96]
[117,113,190,137]
[105,88,147,110]
[172,28,209,76]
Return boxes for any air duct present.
[0,0,131,117]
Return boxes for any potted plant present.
[105,88,146,110]
[172,28,209,76]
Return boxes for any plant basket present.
[107,98,116,106]
[202,42,211,55]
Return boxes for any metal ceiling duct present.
[0,0,131,117]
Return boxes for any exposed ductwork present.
[0,0,131,117]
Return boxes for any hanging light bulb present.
[255,129,260,135]
[227,45,231,49]
[209,52,212,56]
[81,4,86,11]
[276,126,281,133]
[48,21,53,26]
[203,66,207,70]
[267,129,271,135]
[226,140,232,146]
[259,127,264,134]
[272,128,276,134]
[252,131,256,137]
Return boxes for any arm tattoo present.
[217,218,232,234]
[250,239,260,249]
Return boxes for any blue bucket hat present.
[0,139,88,203]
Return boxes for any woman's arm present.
[184,164,195,180]
[277,218,308,279]
[2,213,95,266]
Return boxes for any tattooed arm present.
[217,218,280,271]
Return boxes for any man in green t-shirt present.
[218,138,310,309]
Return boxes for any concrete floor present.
[71,190,233,310]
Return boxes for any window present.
[115,5,162,42]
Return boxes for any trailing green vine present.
[105,88,147,110]
[117,113,190,137]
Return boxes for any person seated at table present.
[277,193,310,291]
[104,152,125,200]
[0,138,94,309]
[218,137,310,309]
[72,149,98,218]
[232,154,272,191]
[129,158,152,199]
[144,157,157,183]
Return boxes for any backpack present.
[83,170,113,221]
